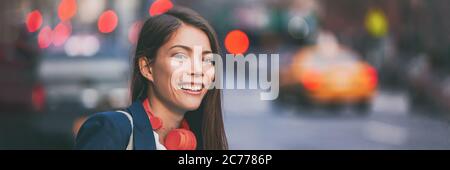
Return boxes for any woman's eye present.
[173,53,188,60]
[203,58,214,65]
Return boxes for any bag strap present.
[116,110,134,150]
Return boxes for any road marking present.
[364,120,408,145]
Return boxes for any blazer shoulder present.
[91,111,132,126]
[74,111,132,150]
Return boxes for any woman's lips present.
[177,83,204,95]
[181,89,202,95]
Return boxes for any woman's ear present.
[139,57,154,82]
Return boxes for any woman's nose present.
[190,55,203,76]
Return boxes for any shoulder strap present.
[116,110,134,150]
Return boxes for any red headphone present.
[142,99,197,150]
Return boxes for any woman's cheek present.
[169,58,186,70]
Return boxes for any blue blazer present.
[75,101,157,150]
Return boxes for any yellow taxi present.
[280,32,377,111]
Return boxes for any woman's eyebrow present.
[202,50,213,55]
[169,45,212,54]
[169,45,191,52]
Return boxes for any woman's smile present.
[177,82,204,95]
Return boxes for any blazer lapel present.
[126,101,156,150]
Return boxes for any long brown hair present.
[130,7,228,150]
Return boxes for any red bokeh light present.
[26,10,43,33]
[149,0,174,16]
[98,10,119,33]
[366,66,378,89]
[300,70,322,91]
[224,30,250,55]
[31,83,46,112]
[300,71,321,90]
[58,0,77,21]
[128,21,144,45]
[53,22,72,46]
[38,26,53,49]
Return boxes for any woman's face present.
[145,24,215,111]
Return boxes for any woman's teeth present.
[179,84,202,91]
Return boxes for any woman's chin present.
[180,102,202,111]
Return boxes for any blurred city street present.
[1,0,450,150]
[224,87,450,149]
[2,86,449,149]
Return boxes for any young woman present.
[75,7,228,150]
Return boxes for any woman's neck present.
[147,91,185,142]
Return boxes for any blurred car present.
[279,32,378,113]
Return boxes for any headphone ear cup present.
[165,129,183,150]
[164,129,197,150]
[178,130,188,150]
[182,129,197,150]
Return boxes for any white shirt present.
[153,131,167,150]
